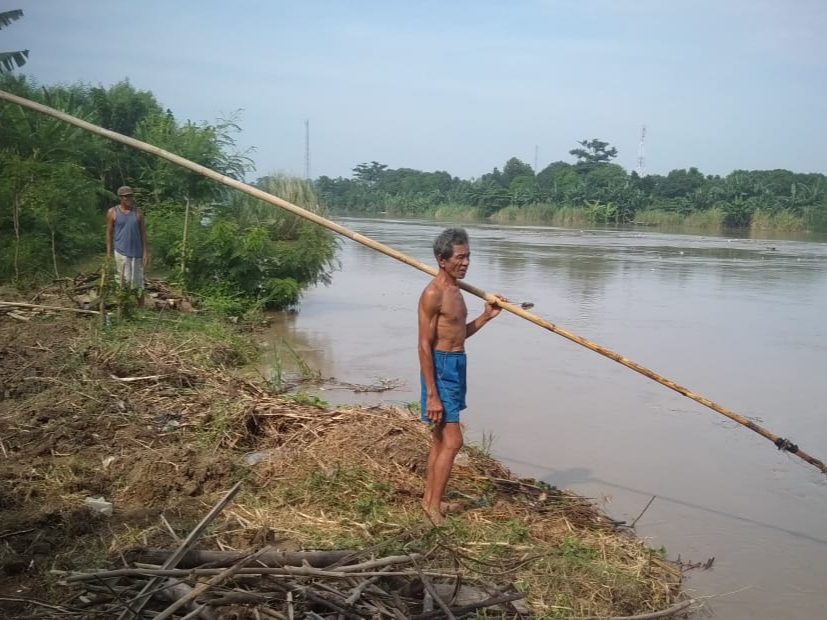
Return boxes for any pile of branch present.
[56,549,526,620]
[44,484,526,620]
[0,274,194,320]
[67,272,194,312]
[144,277,194,312]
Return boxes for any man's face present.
[439,243,470,279]
[119,194,134,207]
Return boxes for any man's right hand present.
[425,393,444,424]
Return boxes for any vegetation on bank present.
[0,75,337,311]
[0,303,687,618]
[316,142,827,233]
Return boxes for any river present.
[264,217,827,619]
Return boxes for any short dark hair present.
[433,228,469,260]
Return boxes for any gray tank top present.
[113,206,143,258]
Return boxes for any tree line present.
[0,75,337,312]
[316,139,827,232]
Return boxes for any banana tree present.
[0,10,28,73]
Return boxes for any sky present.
[3,0,827,180]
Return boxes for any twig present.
[28,285,52,304]
[631,496,657,529]
[179,604,209,620]
[117,481,242,620]
[111,374,166,382]
[412,592,526,620]
[263,578,365,620]
[325,528,426,568]
[152,547,273,620]
[344,567,394,605]
[0,596,76,613]
[419,574,457,620]
[570,598,694,620]
[160,515,182,544]
[202,591,284,606]
[321,554,421,573]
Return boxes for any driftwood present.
[125,548,360,569]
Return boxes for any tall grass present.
[804,206,827,232]
[750,209,806,232]
[432,202,482,221]
[239,174,328,229]
[633,207,725,230]
[489,203,588,226]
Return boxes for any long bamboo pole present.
[1,88,823,477]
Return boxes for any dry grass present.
[224,404,683,618]
[0,310,686,619]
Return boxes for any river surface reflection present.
[262,218,827,619]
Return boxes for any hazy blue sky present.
[4,0,827,180]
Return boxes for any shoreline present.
[0,298,690,618]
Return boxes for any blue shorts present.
[421,350,467,423]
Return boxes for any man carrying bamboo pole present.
[106,186,148,304]
[419,228,506,523]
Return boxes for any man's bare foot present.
[421,500,463,525]
[421,502,444,525]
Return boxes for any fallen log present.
[124,548,358,569]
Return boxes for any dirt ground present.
[0,306,687,619]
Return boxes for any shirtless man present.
[418,228,506,523]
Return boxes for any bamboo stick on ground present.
[1,87,823,477]
[0,300,99,315]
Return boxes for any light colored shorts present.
[114,251,145,289]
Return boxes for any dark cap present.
[117,186,134,197]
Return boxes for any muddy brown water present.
[262,217,827,619]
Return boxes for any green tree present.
[655,167,706,199]
[0,76,103,279]
[0,9,28,73]
[502,157,534,187]
[353,161,388,185]
[569,139,618,167]
[184,176,338,311]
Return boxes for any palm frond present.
[0,50,29,73]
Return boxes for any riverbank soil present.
[0,299,688,618]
